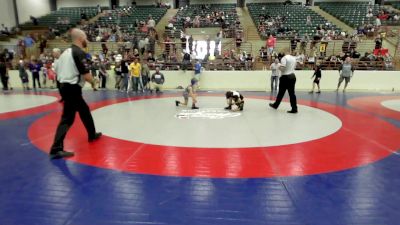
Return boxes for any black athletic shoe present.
[224,106,231,110]
[316,91,321,94]
[49,150,75,160]
[287,110,298,114]
[88,132,102,142]
[192,106,199,110]
[175,101,180,106]
[269,103,277,109]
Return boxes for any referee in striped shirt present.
[50,28,102,159]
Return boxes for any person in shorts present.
[309,65,322,94]
[175,78,199,109]
[336,57,354,92]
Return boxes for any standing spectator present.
[300,34,309,55]
[120,56,130,92]
[375,16,381,27]
[188,35,194,53]
[147,16,156,30]
[141,61,150,91]
[24,35,36,58]
[150,66,165,93]
[375,34,382,49]
[148,35,156,54]
[266,34,276,56]
[309,65,322,94]
[98,62,108,89]
[336,57,354,92]
[114,62,122,90]
[101,43,108,56]
[182,50,191,71]
[306,16,312,26]
[129,58,143,92]
[0,57,8,90]
[39,37,47,54]
[29,59,42,89]
[290,35,298,53]
[269,59,280,92]
[18,60,30,90]
[269,49,298,113]
[235,34,242,50]
[139,38,146,55]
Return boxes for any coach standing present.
[49,28,102,159]
[269,49,298,113]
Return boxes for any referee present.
[269,48,298,113]
[50,28,102,159]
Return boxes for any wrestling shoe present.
[175,101,180,106]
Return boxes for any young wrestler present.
[175,78,199,109]
[225,90,244,111]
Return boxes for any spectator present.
[129,58,143,92]
[290,35,299,53]
[147,16,156,29]
[101,43,108,55]
[375,34,382,49]
[114,62,122,90]
[120,56,130,92]
[266,34,276,56]
[306,16,312,26]
[24,34,36,58]
[29,59,42,89]
[18,60,30,90]
[0,56,8,90]
[150,66,165,93]
[141,61,150,90]
[30,16,38,25]
[269,58,280,92]
[98,62,108,89]
[309,65,322,94]
[235,34,242,49]
[375,16,381,27]
[336,57,354,92]
[182,50,191,71]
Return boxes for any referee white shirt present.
[280,54,297,75]
[55,45,90,87]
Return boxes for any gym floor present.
[0,90,400,225]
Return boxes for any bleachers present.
[169,4,238,38]
[247,3,341,39]
[389,2,400,11]
[96,6,167,35]
[317,2,396,28]
[20,7,103,32]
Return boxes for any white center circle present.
[92,96,342,148]
[0,94,58,114]
[381,100,400,112]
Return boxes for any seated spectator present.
[360,52,371,61]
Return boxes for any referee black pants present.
[0,74,8,90]
[272,74,298,111]
[50,83,96,154]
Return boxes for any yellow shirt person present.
[129,60,141,77]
